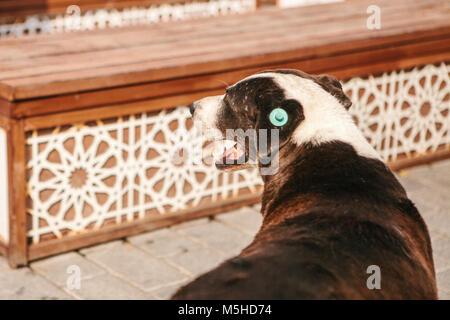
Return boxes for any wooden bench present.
[0,0,449,267]
[0,0,209,19]
[0,0,249,38]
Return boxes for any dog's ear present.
[316,75,352,110]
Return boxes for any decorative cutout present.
[26,109,262,243]
[0,0,255,38]
[344,63,450,161]
[26,63,450,243]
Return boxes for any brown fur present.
[173,70,437,299]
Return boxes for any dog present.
[171,69,437,299]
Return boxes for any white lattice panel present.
[344,63,450,161]
[26,108,262,243]
[0,0,255,38]
[0,127,9,243]
[25,63,450,243]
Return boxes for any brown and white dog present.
[172,69,437,299]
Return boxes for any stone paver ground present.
[1,159,449,300]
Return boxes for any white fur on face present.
[193,94,224,140]
[233,73,381,160]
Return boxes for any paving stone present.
[399,168,449,215]
[432,237,450,272]
[130,227,224,276]
[429,175,450,189]
[176,220,253,257]
[437,268,450,291]
[425,163,450,189]
[408,161,450,190]
[431,159,450,172]
[406,163,433,177]
[81,240,187,291]
[66,273,154,300]
[433,192,450,215]
[407,190,441,217]
[151,280,189,300]
[423,212,450,236]
[0,255,9,270]
[397,174,429,193]
[429,229,445,243]
[0,268,72,300]
[129,228,194,258]
[79,240,123,255]
[438,288,450,300]
[31,252,105,287]
[165,241,225,277]
[171,217,210,229]
[252,203,262,212]
[216,207,263,236]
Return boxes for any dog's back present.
[175,69,437,299]
[173,142,437,299]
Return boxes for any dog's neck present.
[259,140,405,225]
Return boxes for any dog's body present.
[172,70,437,299]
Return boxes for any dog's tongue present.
[209,140,246,168]
[222,143,244,161]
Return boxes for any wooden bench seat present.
[0,0,449,267]
[0,0,448,121]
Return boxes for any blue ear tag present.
[269,108,288,126]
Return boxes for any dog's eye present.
[269,108,288,126]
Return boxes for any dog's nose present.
[189,102,196,116]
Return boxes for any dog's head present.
[191,69,379,172]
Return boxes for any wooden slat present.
[0,113,12,129]
[20,36,450,128]
[0,7,445,80]
[12,34,450,119]
[0,0,448,103]
[3,24,450,102]
[20,51,450,130]
[0,0,440,48]
[28,192,261,261]
[0,0,439,62]
[388,147,450,172]
[327,52,450,81]
[0,98,13,118]
[1,6,446,81]
[23,88,225,130]
[6,119,28,268]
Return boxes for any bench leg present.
[7,119,27,268]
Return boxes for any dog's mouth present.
[212,140,253,171]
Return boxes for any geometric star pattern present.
[345,63,450,161]
[26,109,262,243]
[26,63,450,243]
